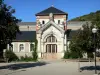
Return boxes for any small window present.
[58,20,60,24]
[9,44,13,51]
[42,21,45,24]
[30,43,34,51]
[19,44,24,51]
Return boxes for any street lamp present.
[92,27,97,74]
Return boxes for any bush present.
[87,52,94,58]
[63,51,71,59]
[64,50,83,59]
[70,51,79,59]
[5,50,19,62]
[70,50,83,59]
[20,55,34,62]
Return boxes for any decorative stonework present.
[49,13,53,21]
[35,6,67,59]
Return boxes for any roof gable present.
[36,6,67,16]
[37,21,64,33]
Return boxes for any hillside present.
[70,10,100,21]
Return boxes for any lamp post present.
[92,27,97,74]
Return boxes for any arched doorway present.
[43,35,58,59]
[46,44,57,53]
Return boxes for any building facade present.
[36,6,68,59]
[7,6,87,59]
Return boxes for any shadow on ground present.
[0,62,48,70]
[80,65,100,71]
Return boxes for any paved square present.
[0,61,100,75]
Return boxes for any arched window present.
[30,43,34,51]
[46,36,57,42]
[42,21,45,24]
[9,44,13,51]
[19,44,24,51]
[58,20,60,24]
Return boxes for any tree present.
[69,20,100,58]
[69,9,100,58]
[0,0,3,5]
[5,49,19,62]
[0,0,21,58]
[69,29,85,58]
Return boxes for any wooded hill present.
[70,10,100,21]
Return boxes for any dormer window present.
[58,20,60,24]
[42,21,45,24]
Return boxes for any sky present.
[4,0,100,22]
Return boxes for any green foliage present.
[67,10,100,59]
[68,30,85,58]
[0,3,21,44]
[70,50,83,59]
[70,10,100,21]
[69,13,100,59]
[0,1,21,54]
[0,0,3,5]
[5,50,19,62]
[19,40,38,62]
[69,23,94,58]
[64,51,71,59]
[20,55,34,62]
[0,1,21,58]
[69,41,83,58]
[87,52,94,58]
[32,39,38,61]
[64,50,83,59]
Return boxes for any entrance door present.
[44,44,57,59]
[43,35,58,59]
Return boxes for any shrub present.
[5,50,19,62]
[87,52,94,58]
[63,51,71,59]
[20,56,25,61]
[20,55,34,62]
[70,50,83,59]
[70,51,79,59]
[64,50,83,59]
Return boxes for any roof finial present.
[51,5,54,7]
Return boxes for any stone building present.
[7,6,87,59]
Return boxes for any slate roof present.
[17,21,90,26]
[36,6,67,16]
[13,31,36,42]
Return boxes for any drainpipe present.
[40,34,42,58]
[65,31,67,52]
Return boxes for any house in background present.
[7,6,87,59]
